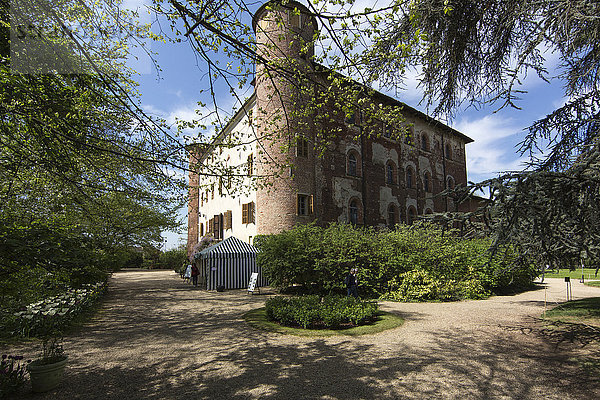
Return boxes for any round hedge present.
[265,295,378,329]
[244,307,404,337]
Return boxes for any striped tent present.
[197,236,267,290]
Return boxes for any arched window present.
[406,167,413,188]
[386,161,396,184]
[445,143,452,160]
[407,206,417,225]
[387,204,397,229]
[347,151,358,176]
[424,172,431,192]
[421,134,429,151]
[349,199,359,225]
[425,208,433,215]
[447,176,455,190]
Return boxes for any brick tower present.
[253,1,319,234]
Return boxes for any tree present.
[0,0,182,286]
[351,0,599,271]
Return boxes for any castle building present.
[187,1,474,255]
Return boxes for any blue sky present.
[129,1,566,250]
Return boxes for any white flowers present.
[13,282,107,337]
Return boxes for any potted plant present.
[27,328,68,392]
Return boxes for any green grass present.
[244,307,404,337]
[544,297,600,327]
[541,268,599,280]
[585,281,600,288]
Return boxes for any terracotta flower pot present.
[28,356,68,393]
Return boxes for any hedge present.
[265,295,378,329]
[256,222,537,301]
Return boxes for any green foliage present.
[257,222,536,301]
[0,355,30,399]
[265,295,378,329]
[11,282,108,338]
[159,245,187,272]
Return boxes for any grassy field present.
[541,268,600,281]
[544,297,600,327]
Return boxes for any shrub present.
[257,222,536,301]
[265,295,378,329]
[0,355,30,399]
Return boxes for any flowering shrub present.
[12,282,107,338]
[265,295,379,329]
[0,354,30,399]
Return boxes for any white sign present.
[248,272,259,293]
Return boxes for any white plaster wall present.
[379,186,400,221]
[198,101,258,244]
[371,142,399,166]
[332,176,362,223]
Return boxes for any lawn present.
[544,297,600,327]
[541,268,599,281]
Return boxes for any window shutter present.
[225,210,232,229]
[242,203,248,224]
[309,195,314,214]
[250,201,255,223]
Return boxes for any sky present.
[126,1,567,250]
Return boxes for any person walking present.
[184,264,192,283]
[191,264,199,287]
[345,268,358,298]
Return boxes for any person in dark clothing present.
[191,264,199,287]
[345,268,358,297]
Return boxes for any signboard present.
[248,272,259,293]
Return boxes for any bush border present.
[243,307,404,337]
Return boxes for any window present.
[387,204,397,229]
[199,223,204,237]
[406,167,413,188]
[297,194,313,216]
[289,10,301,26]
[247,154,253,176]
[349,199,359,225]
[218,177,223,196]
[242,202,255,224]
[425,208,433,215]
[445,143,452,159]
[297,136,309,158]
[447,176,455,190]
[407,207,417,225]
[211,185,214,199]
[421,134,429,151]
[347,152,358,176]
[383,124,392,138]
[386,162,395,184]
[424,172,431,192]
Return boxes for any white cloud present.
[453,115,528,179]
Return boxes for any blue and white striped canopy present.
[199,236,258,257]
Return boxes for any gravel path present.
[6,270,600,399]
